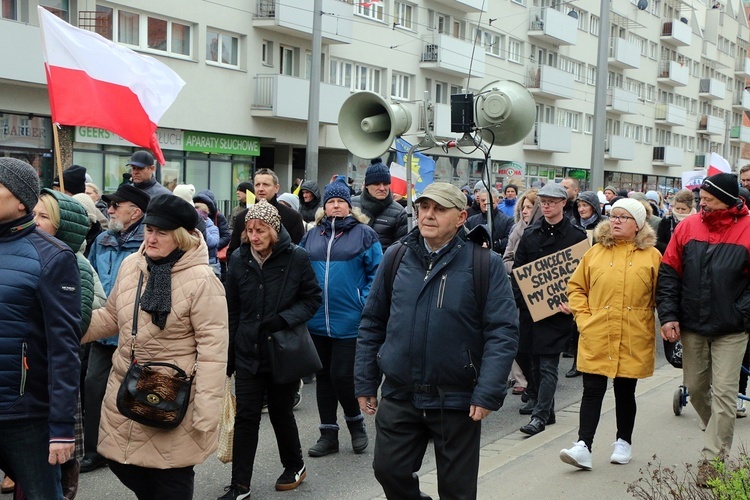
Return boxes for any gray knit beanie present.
[0,158,40,214]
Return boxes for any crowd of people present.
[0,150,749,499]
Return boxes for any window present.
[585,114,594,134]
[391,72,411,100]
[279,46,296,76]
[2,0,17,20]
[95,7,192,58]
[435,12,448,33]
[356,2,384,21]
[435,81,447,104]
[558,110,580,131]
[330,58,353,88]
[40,0,68,21]
[587,65,597,86]
[571,8,587,30]
[589,15,599,36]
[118,10,139,45]
[508,38,522,63]
[475,28,503,57]
[394,2,414,30]
[262,40,272,66]
[649,42,658,59]
[356,64,381,92]
[450,84,462,95]
[207,30,239,67]
[644,127,653,145]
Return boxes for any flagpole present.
[52,122,65,192]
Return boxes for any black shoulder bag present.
[266,247,323,384]
[116,272,196,429]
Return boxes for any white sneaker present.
[737,397,747,418]
[610,438,632,464]
[560,440,592,470]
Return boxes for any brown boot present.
[61,459,81,500]
[1,475,13,494]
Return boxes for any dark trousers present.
[516,351,535,399]
[0,418,62,499]
[232,368,303,487]
[578,373,638,450]
[740,341,750,395]
[311,335,360,426]
[108,461,194,499]
[83,343,116,457]
[373,398,480,500]
[530,354,559,422]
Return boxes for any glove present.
[260,315,289,335]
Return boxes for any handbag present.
[216,376,236,463]
[266,247,322,384]
[116,272,196,429]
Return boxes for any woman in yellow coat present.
[560,198,661,471]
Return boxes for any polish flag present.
[390,162,408,197]
[707,152,732,176]
[38,6,185,164]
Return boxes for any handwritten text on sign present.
[513,240,590,322]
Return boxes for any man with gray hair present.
[465,187,514,254]
[0,158,82,498]
[355,182,519,499]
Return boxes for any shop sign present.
[496,161,526,177]
[183,131,260,156]
[76,126,184,148]
[0,114,52,149]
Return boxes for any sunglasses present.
[109,201,133,210]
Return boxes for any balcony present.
[657,60,689,87]
[417,102,453,139]
[660,19,692,47]
[736,58,750,78]
[733,90,750,111]
[606,87,638,114]
[251,74,350,123]
[652,146,684,167]
[528,8,577,46]
[430,0,486,12]
[654,103,687,126]
[605,135,635,161]
[697,115,724,135]
[702,40,718,61]
[608,37,640,69]
[730,125,750,143]
[699,78,726,100]
[523,122,572,152]
[420,34,485,78]
[253,0,352,44]
[0,19,46,84]
[525,65,574,100]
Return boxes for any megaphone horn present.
[338,91,412,159]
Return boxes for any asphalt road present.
[1,339,668,500]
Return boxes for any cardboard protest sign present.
[513,240,590,322]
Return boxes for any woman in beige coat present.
[560,198,661,471]
[83,194,228,499]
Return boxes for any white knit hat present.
[172,184,196,206]
[611,198,647,229]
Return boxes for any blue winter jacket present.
[86,219,145,346]
[300,215,382,339]
[499,197,516,218]
[0,215,82,441]
[355,229,519,411]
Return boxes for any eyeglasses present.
[109,201,133,210]
[610,215,635,223]
[539,199,564,206]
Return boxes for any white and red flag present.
[389,162,408,197]
[707,152,732,177]
[38,6,185,164]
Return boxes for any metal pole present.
[589,0,609,191]
[406,144,417,231]
[724,112,730,159]
[305,0,323,184]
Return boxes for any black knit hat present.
[101,184,151,213]
[364,161,391,186]
[53,164,87,195]
[0,157,40,213]
[701,173,739,207]
[324,178,352,207]
[236,181,254,194]
[143,194,199,231]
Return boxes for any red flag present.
[38,7,185,164]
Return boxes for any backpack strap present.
[472,244,490,312]
[384,241,408,303]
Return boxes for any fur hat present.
[244,198,281,233]
[0,157,40,214]
[701,173,739,207]
[323,178,352,207]
[364,161,391,186]
[611,198,647,230]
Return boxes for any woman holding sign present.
[560,198,661,471]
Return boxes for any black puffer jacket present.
[465,207,513,254]
[224,227,322,374]
[298,180,322,223]
[351,189,407,250]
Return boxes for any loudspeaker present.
[474,81,536,146]
[338,91,412,159]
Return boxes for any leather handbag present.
[266,247,322,384]
[116,272,196,429]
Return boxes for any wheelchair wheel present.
[673,387,683,415]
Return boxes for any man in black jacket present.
[351,160,407,251]
[465,187,513,254]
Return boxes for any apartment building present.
[1,0,748,205]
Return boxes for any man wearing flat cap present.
[512,182,587,437]
[80,184,150,473]
[126,150,172,198]
[355,182,519,499]
[657,172,750,484]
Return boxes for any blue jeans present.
[0,418,62,499]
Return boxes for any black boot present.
[346,418,368,454]
[308,428,339,457]
[565,361,581,378]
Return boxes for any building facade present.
[1,0,748,207]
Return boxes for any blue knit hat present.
[364,161,391,186]
[324,178,352,207]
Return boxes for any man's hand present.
[49,442,74,465]
[558,302,572,315]
[358,396,378,415]
[660,321,681,342]
[469,405,492,421]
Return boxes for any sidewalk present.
[414,364,750,499]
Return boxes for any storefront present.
[0,112,54,185]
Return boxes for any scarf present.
[671,209,695,223]
[140,248,185,329]
[579,214,598,229]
